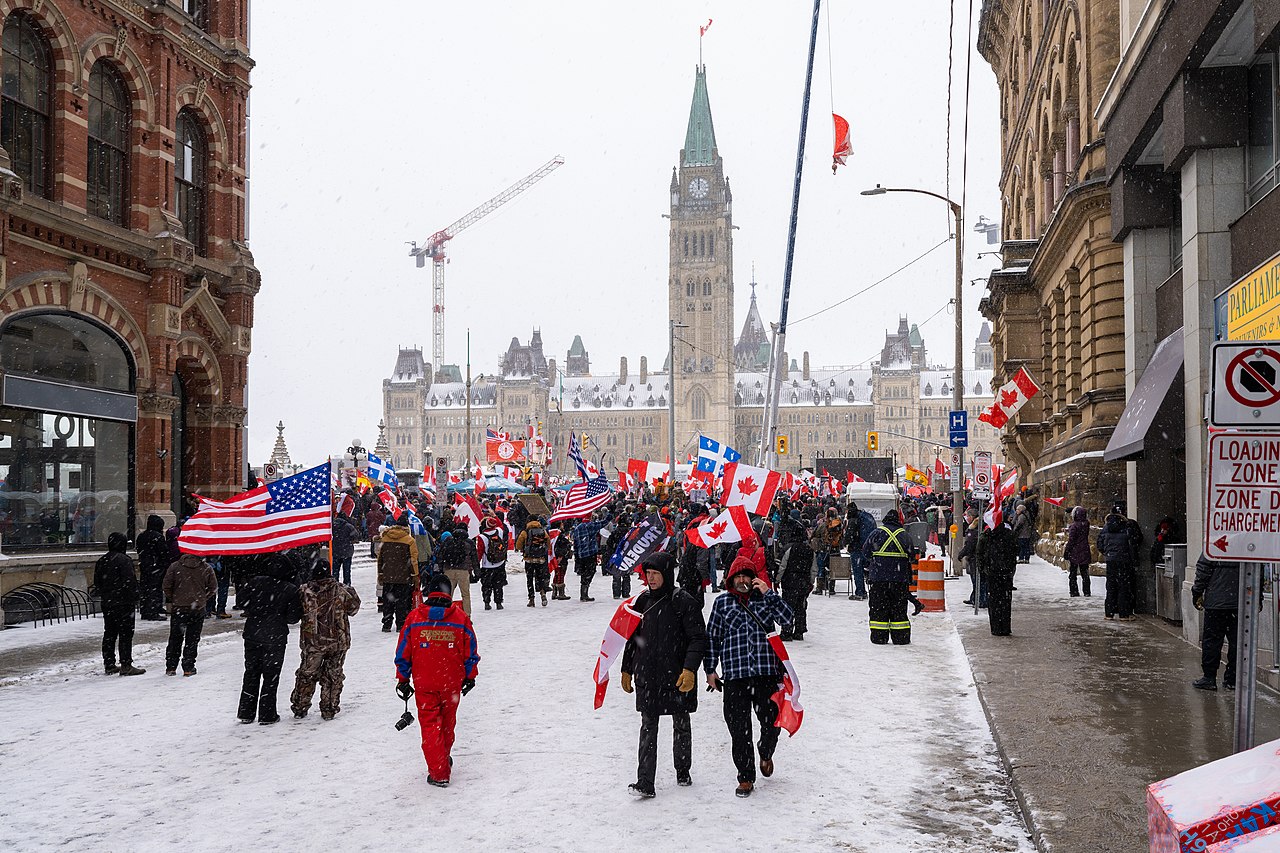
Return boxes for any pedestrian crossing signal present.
[867,431,880,451]
[775,435,789,455]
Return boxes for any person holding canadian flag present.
[704,544,797,798]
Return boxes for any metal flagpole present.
[763,0,822,471]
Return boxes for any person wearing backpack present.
[478,518,509,610]
[436,523,474,615]
[516,517,551,607]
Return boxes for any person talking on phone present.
[703,542,795,798]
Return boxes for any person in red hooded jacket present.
[394,574,480,788]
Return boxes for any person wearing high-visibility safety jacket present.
[862,509,919,645]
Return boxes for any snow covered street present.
[1,556,1032,853]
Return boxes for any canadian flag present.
[499,465,521,481]
[333,492,356,518]
[978,368,1041,429]
[533,472,544,488]
[722,462,782,516]
[686,505,756,549]
[1043,496,1065,508]
[626,458,669,487]
[686,468,715,494]
[618,470,637,493]
[453,493,484,538]
[846,471,866,484]
[984,469,1020,529]
[934,458,949,480]
[378,489,402,520]
[593,593,644,709]
[448,470,463,485]
[768,633,804,736]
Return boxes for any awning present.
[1103,329,1185,462]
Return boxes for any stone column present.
[1179,148,1244,640]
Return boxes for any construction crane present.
[408,155,565,381]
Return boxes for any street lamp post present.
[862,184,965,558]
[669,320,688,490]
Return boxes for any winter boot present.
[541,591,548,607]
[527,596,535,608]
[118,665,146,676]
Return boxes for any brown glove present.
[621,672,634,693]
[675,669,696,693]
[1192,592,1204,611]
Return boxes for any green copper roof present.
[909,324,923,347]
[682,66,717,166]
[568,335,587,356]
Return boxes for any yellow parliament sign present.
[1226,251,1280,341]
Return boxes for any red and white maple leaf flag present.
[617,470,637,493]
[686,505,757,549]
[626,458,669,487]
[768,633,804,736]
[1043,496,1065,507]
[453,493,484,538]
[984,469,1020,529]
[979,368,1041,429]
[846,471,866,484]
[378,489,403,520]
[448,470,462,485]
[593,592,644,709]
[722,462,782,515]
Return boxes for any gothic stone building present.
[978,0,1128,520]
[0,1,256,601]
[384,66,1000,480]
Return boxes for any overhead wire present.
[787,236,951,326]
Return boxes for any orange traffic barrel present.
[916,558,946,612]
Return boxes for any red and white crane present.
[409,155,565,380]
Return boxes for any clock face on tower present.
[688,177,710,199]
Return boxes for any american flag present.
[549,474,612,522]
[567,432,588,482]
[178,463,332,555]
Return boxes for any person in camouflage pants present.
[290,563,361,720]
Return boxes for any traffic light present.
[867,431,880,451]
[581,433,590,447]
[775,434,789,455]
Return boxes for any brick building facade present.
[0,1,256,596]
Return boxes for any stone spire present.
[268,421,292,471]
[734,275,770,370]
[682,65,717,166]
[374,419,390,459]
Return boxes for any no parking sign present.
[1211,342,1280,427]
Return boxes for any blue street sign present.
[949,430,968,448]
[949,410,968,431]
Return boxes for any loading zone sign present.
[1206,432,1280,561]
[1211,342,1280,427]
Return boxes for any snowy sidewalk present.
[948,555,1280,853]
[1,555,1032,852]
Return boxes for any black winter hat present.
[425,573,454,600]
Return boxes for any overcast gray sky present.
[246,1,1003,467]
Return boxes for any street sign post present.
[1211,342,1280,427]
[972,450,992,500]
[435,456,449,509]
[1205,431,1280,753]
[949,451,961,490]
[949,410,969,448]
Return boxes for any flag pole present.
[764,0,822,471]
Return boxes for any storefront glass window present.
[0,314,135,548]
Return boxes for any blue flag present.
[696,435,741,476]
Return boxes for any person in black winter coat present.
[977,521,1018,636]
[1097,514,1133,619]
[1191,555,1240,691]
[620,552,707,797]
[958,511,984,607]
[776,510,812,641]
[863,509,918,645]
[94,532,145,675]
[238,554,303,724]
[1064,506,1093,597]
[136,515,170,620]
[331,513,360,585]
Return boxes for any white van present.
[845,483,899,522]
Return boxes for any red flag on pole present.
[832,113,852,173]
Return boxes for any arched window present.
[175,110,207,254]
[691,388,706,421]
[709,233,715,256]
[183,0,209,30]
[702,280,711,296]
[1,15,51,198]
[88,61,129,226]
[686,280,695,297]
[683,233,689,257]
[0,313,137,548]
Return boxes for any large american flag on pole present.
[567,432,589,482]
[178,463,332,555]
[549,474,613,522]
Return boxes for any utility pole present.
[669,320,687,487]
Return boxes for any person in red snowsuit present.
[394,575,480,788]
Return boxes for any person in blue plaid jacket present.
[570,512,609,602]
[703,544,794,798]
